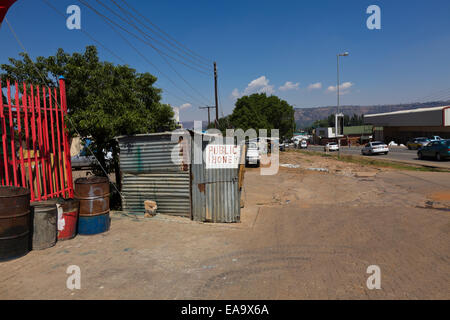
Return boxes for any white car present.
[324,142,339,152]
[299,140,308,149]
[245,142,261,167]
[361,141,389,155]
[71,148,113,170]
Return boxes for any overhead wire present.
[120,0,211,66]
[41,0,194,106]
[78,0,210,76]
[76,0,209,106]
[3,17,125,199]
[409,86,450,104]
[107,0,213,105]
[110,0,211,71]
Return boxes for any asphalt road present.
[297,145,450,169]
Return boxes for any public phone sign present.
[206,144,241,169]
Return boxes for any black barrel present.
[30,200,58,250]
[0,186,31,262]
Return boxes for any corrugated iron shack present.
[190,131,242,223]
[117,130,243,223]
[117,132,191,217]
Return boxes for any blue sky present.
[1,0,450,121]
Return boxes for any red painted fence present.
[0,77,74,201]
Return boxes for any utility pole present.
[336,52,349,158]
[214,62,219,128]
[199,106,215,128]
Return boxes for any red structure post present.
[0,77,74,202]
[0,0,17,25]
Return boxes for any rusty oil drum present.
[0,186,31,262]
[74,177,110,217]
[58,199,80,241]
[30,200,58,250]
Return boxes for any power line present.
[97,0,210,72]
[111,0,210,68]
[76,0,208,106]
[120,0,211,66]
[3,17,124,199]
[411,86,450,103]
[78,0,210,75]
[106,0,213,105]
[42,0,126,64]
[41,0,194,106]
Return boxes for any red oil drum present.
[57,199,80,241]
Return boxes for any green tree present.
[230,93,295,139]
[1,45,175,189]
[207,115,233,135]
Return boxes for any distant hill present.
[180,121,208,130]
[294,101,450,129]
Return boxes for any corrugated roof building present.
[364,106,450,143]
[116,130,243,223]
[117,132,191,217]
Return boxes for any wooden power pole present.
[199,106,215,128]
[214,62,219,128]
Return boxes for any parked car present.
[417,139,450,161]
[430,136,443,141]
[407,137,430,150]
[324,142,339,152]
[283,139,293,148]
[245,142,261,167]
[299,140,308,149]
[361,141,389,155]
[71,145,113,170]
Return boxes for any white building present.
[314,127,344,139]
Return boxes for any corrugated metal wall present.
[191,133,241,223]
[118,133,191,217]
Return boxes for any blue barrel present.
[77,213,110,235]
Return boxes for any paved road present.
[298,145,450,169]
[1,153,449,299]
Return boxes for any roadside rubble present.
[279,151,382,178]
[307,168,329,173]
[280,164,301,169]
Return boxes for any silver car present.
[361,141,389,155]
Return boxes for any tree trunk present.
[112,143,121,191]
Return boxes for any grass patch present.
[290,149,449,172]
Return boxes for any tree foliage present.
[229,93,295,139]
[0,45,175,178]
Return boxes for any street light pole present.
[336,52,349,157]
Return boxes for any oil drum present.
[74,176,110,217]
[75,177,110,235]
[30,200,58,250]
[78,213,110,235]
[57,199,80,241]
[0,186,31,262]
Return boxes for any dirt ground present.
[1,151,449,299]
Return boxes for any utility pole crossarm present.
[199,105,215,128]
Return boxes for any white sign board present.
[206,144,241,169]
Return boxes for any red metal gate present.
[0,77,74,201]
